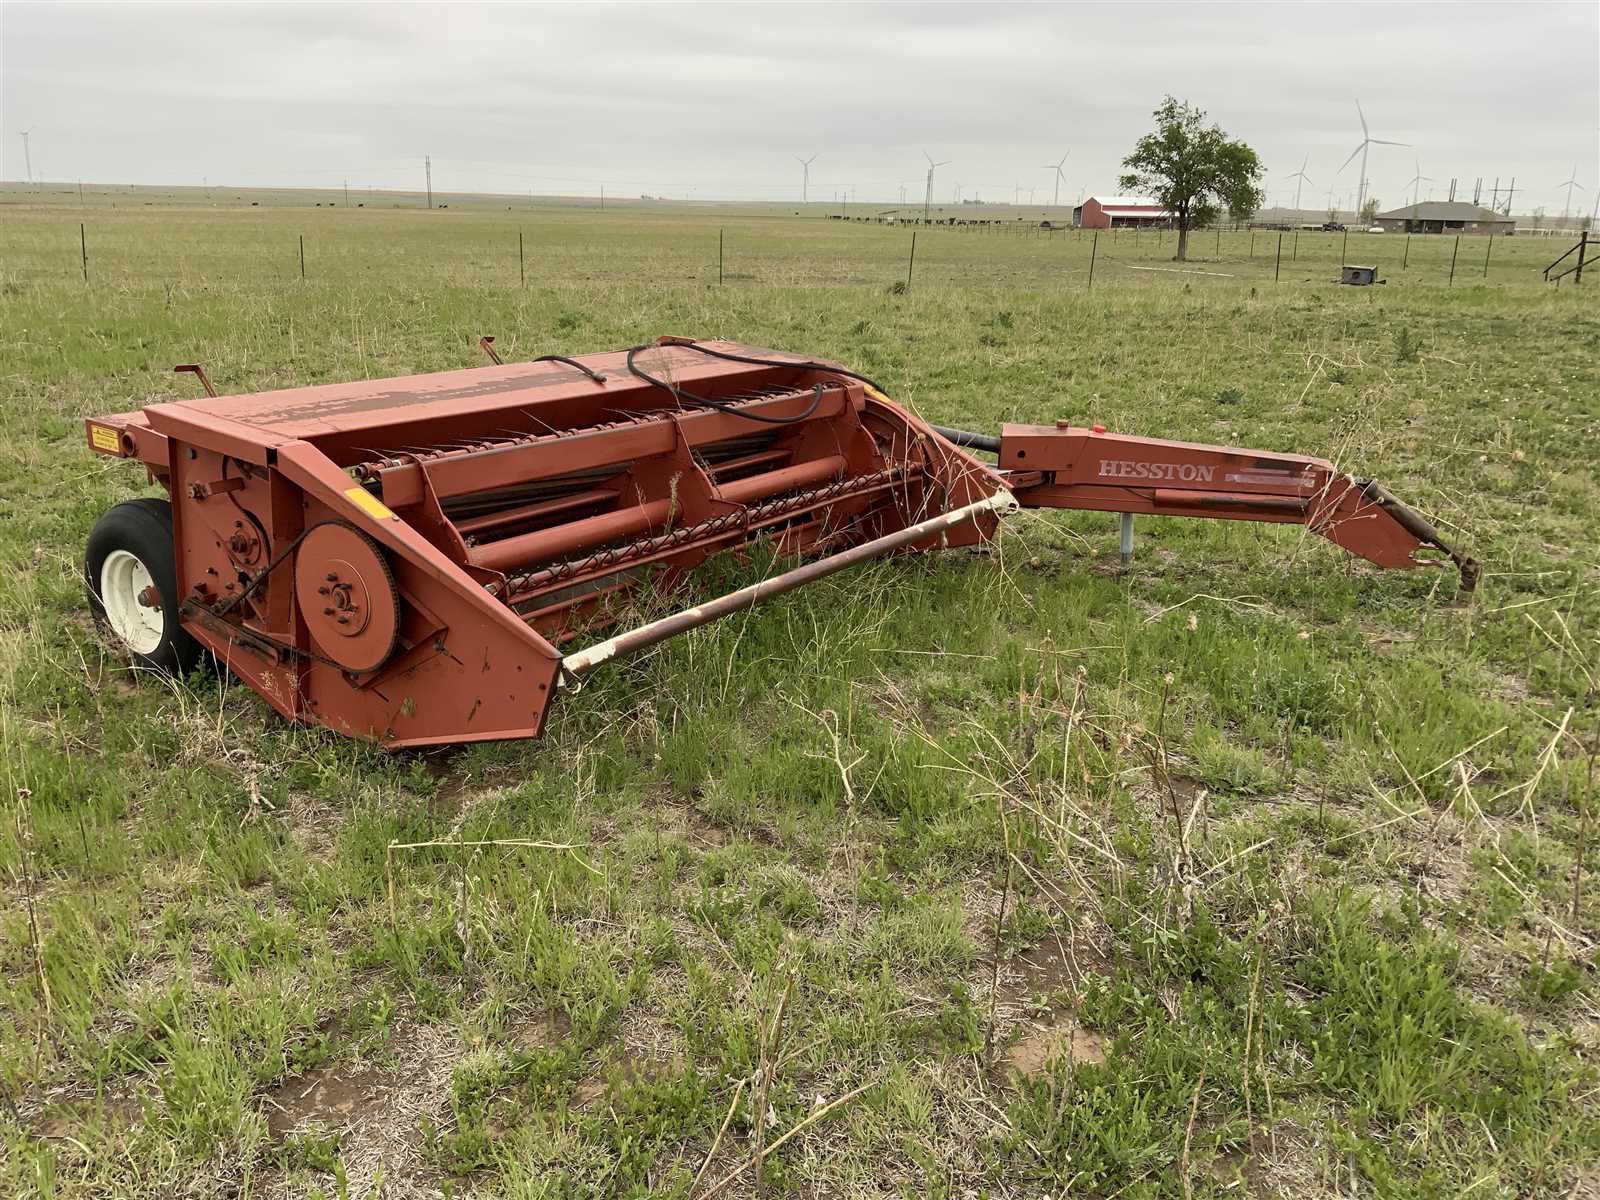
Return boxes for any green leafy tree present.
[1360,197,1381,224]
[1119,96,1264,261]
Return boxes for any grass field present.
[1,192,1597,1199]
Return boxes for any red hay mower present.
[84,337,1476,749]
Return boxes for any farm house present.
[1372,201,1515,235]
[1072,195,1173,229]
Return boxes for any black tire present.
[85,498,203,677]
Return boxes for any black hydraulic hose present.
[629,340,1001,451]
[666,340,890,395]
[624,344,826,425]
[930,424,1001,454]
[534,354,607,384]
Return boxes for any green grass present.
[1,193,1597,1198]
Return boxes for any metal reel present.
[292,523,400,672]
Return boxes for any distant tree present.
[1119,96,1264,261]
[1360,197,1380,224]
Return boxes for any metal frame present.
[85,337,1474,748]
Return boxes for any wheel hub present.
[100,549,166,656]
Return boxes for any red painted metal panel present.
[84,337,1474,748]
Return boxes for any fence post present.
[1250,231,1255,258]
[1448,235,1459,285]
[1087,231,1098,290]
[1482,234,1493,278]
[1274,232,1282,282]
[1292,230,1298,262]
[1340,228,1348,267]
[906,231,916,291]
[80,222,88,284]
[1577,230,1588,286]
[1403,234,1410,270]
[299,235,306,280]
[519,230,525,288]
[1216,226,1221,256]
[719,228,724,285]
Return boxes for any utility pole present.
[344,179,349,207]
[21,130,33,186]
[425,155,433,209]
[600,184,605,211]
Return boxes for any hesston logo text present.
[1097,459,1216,483]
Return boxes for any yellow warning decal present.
[862,384,892,404]
[344,486,397,521]
[90,425,121,453]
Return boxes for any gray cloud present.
[4,2,1596,213]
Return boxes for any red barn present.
[1072,196,1172,229]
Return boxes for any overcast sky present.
[3,2,1597,214]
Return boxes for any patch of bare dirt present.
[979,933,1114,1087]
[24,1087,147,1149]
[506,1007,571,1052]
[1005,1014,1106,1080]
[257,1020,465,1200]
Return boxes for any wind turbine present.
[1338,101,1406,219]
[796,154,818,204]
[1041,151,1069,207]
[1286,154,1313,216]
[1405,155,1432,212]
[922,151,949,222]
[1557,165,1584,224]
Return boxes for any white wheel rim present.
[100,549,166,656]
